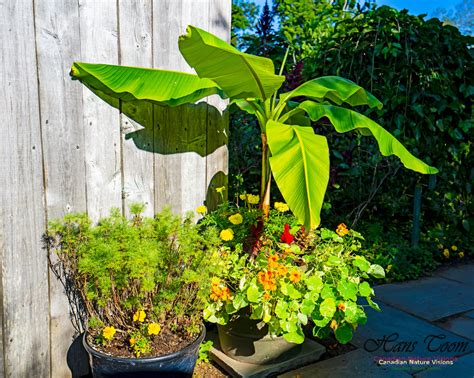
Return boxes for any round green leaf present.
[320,298,336,318]
[335,324,353,344]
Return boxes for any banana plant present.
[71,25,438,229]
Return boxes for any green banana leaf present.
[300,101,438,174]
[281,76,383,109]
[179,26,285,100]
[267,120,330,229]
[70,62,223,107]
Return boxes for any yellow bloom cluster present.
[220,228,234,241]
[216,186,226,194]
[228,213,243,225]
[133,310,146,322]
[274,202,289,212]
[443,249,450,258]
[247,194,259,204]
[148,323,161,336]
[196,205,207,215]
[102,326,116,340]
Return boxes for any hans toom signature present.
[364,332,469,353]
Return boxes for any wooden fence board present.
[79,0,121,221]
[34,0,86,376]
[0,1,51,376]
[119,0,155,218]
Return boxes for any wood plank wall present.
[0,1,231,376]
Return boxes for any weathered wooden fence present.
[0,1,230,376]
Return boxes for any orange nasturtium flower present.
[263,292,271,300]
[268,255,279,269]
[338,302,346,311]
[289,270,302,283]
[277,265,288,276]
[336,223,349,237]
[102,326,116,340]
[210,278,232,302]
[258,271,277,291]
[133,310,146,323]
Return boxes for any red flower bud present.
[280,224,294,244]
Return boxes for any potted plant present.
[46,204,222,377]
[197,190,385,363]
[69,25,437,363]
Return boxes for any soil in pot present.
[84,326,205,378]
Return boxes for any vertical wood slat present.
[79,0,121,221]
[0,0,51,376]
[119,0,155,218]
[206,0,231,209]
[34,1,86,376]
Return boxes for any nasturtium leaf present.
[247,283,261,303]
[300,101,439,175]
[356,308,368,325]
[313,326,330,339]
[300,298,316,316]
[298,312,308,325]
[321,284,336,299]
[337,280,359,301]
[334,324,353,344]
[313,315,331,327]
[287,284,302,299]
[320,298,336,318]
[233,294,248,310]
[280,320,298,333]
[306,275,323,293]
[275,300,289,319]
[352,256,371,272]
[283,329,305,344]
[179,26,284,100]
[367,298,381,312]
[368,264,385,279]
[358,282,373,297]
[344,301,358,323]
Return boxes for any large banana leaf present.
[281,76,383,109]
[300,101,438,174]
[267,120,330,229]
[179,26,285,100]
[70,62,223,107]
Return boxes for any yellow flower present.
[148,323,161,336]
[387,265,392,272]
[443,249,450,258]
[133,310,146,322]
[102,326,116,340]
[216,186,225,194]
[220,228,234,241]
[274,202,289,212]
[247,194,259,204]
[451,245,458,251]
[129,337,136,346]
[459,252,465,258]
[228,213,243,225]
[239,193,247,200]
[196,205,207,215]
[336,223,349,237]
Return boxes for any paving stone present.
[414,351,474,378]
[279,349,412,378]
[436,265,474,286]
[436,316,474,341]
[351,303,473,361]
[374,276,474,321]
[464,311,474,320]
[208,330,325,378]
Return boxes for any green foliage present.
[197,340,214,364]
[46,205,221,355]
[232,0,260,47]
[201,199,384,345]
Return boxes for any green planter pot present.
[217,313,302,365]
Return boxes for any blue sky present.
[254,0,459,17]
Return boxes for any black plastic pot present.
[82,327,205,378]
